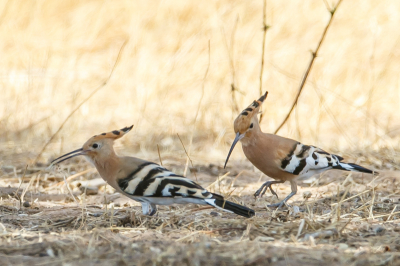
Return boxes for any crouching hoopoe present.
[224,91,377,209]
[50,126,255,218]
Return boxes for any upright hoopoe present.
[51,126,255,218]
[224,91,376,208]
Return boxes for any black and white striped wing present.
[117,162,256,218]
[117,162,212,199]
[280,143,342,176]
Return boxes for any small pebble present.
[79,186,99,195]
[209,164,220,176]
[303,191,312,199]
[46,248,55,258]
[354,249,367,257]
[90,212,103,217]
[23,201,31,207]
[291,205,300,216]
[255,236,274,242]
[373,226,386,236]
[150,247,161,254]
[337,243,348,250]
[210,211,222,217]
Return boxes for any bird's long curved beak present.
[50,148,86,166]
[224,132,245,169]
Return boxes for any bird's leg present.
[148,204,157,216]
[141,202,150,215]
[267,180,297,209]
[141,202,157,216]
[254,180,285,198]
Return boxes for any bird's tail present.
[334,162,377,174]
[204,193,255,218]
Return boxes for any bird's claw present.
[254,183,279,199]
[254,188,263,198]
[268,187,279,199]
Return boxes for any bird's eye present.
[92,143,99,149]
[250,123,254,129]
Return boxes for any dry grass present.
[1,154,400,265]
[1,0,400,265]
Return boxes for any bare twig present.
[62,171,78,204]
[177,133,197,182]
[14,165,28,209]
[311,83,355,148]
[0,114,53,138]
[34,40,128,163]
[229,170,244,189]
[47,168,95,189]
[21,174,37,203]
[274,0,343,134]
[303,229,338,241]
[184,40,210,177]
[338,218,353,235]
[387,205,397,222]
[369,187,376,219]
[322,0,331,10]
[157,144,163,166]
[364,37,377,138]
[269,61,387,148]
[206,172,230,191]
[190,206,214,212]
[222,16,241,114]
[259,0,269,123]
[14,165,28,196]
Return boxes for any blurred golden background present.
[1,0,399,165]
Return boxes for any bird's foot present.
[148,205,157,216]
[254,187,264,198]
[268,187,279,198]
[254,182,279,198]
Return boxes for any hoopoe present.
[224,91,376,208]
[50,126,255,218]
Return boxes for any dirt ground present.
[0,149,400,266]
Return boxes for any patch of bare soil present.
[1,153,400,266]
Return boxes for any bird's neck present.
[91,150,121,185]
[241,120,263,147]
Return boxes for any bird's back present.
[116,156,210,198]
[242,133,298,181]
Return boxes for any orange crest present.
[234,91,268,133]
[91,125,133,141]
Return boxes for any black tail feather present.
[334,162,377,174]
[208,193,255,218]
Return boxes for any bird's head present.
[224,91,268,168]
[50,125,133,166]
